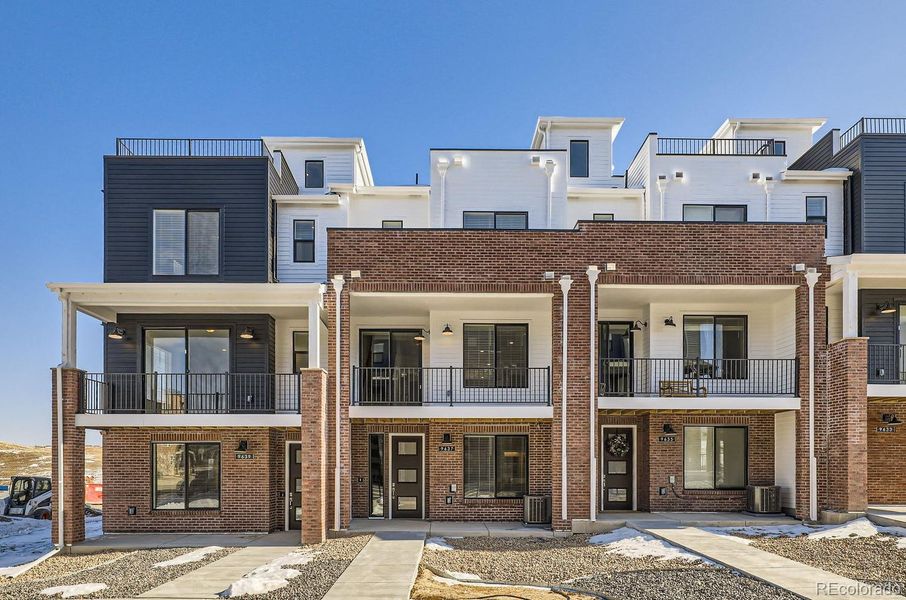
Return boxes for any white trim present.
[349,405,553,419]
[780,169,851,182]
[868,384,906,397]
[329,184,429,198]
[599,283,799,291]
[601,424,637,512]
[75,414,302,428]
[387,432,426,520]
[712,118,826,139]
[273,194,341,205]
[567,187,645,201]
[284,440,302,532]
[598,397,801,411]
[532,117,625,148]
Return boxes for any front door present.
[287,443,302,530]
[391,436,423,518]
[601,428,634,511]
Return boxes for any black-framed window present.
[773,140,787,156]
[806,196,828,238]
[593,213,615,221]
[293,331,309,372]
[463,435,528,498]
[683,426,747,490]
[570,140,589,178]
[382,220,403,229]
[293,220,315,263]
[304,160,324,188]
[463,324,528,388]
[683,316,747,379]
[152,442,221,509]
[682,204,747,223]
[152,209,220,276]
[462,211,528,230]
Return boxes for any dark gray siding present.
[833,142,863,254]
[104,314,275,373]
[860,136,906,253]
[790,130,835,170]
[104,157,271,282]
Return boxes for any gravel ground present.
[240,534,370,600]
[0,546,235,600]
[751,535,906,589]
[421,535,796,600]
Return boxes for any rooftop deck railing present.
[656,137,781,156]
[80,373,299,414]
[115,138,271,159]
[839,118,906,151]
[868,344,906,384]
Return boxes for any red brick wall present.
[51,368,85,545]
[867,400,906,504]
[299,369,328,543]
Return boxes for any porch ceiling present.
[349,292,552,318]
[599,285,794,308]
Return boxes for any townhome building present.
[46,115,894,547]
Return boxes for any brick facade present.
[299,369,328,543]
[867,400,906,504]
[51,368,86,545]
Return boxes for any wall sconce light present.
[630,320,647,332]
[237,440,249,452]
[414,330,427,342]
[107,326,126,340]
[442,324,454,336]
[882,414,903,425]
[664,317,676,327]
[877,301,897,315]
[662,423,676,434]
[442,433,452,443]
[239,327,255,340]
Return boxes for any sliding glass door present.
[359,330,422,404]
[144,328,230,412]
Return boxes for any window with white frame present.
[153,209,220,276]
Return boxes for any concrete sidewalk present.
[348,518,569,537]
[323,531,425,600]
[641,525,905,599]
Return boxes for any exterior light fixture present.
[414,330,427,342]
[442,324,453,336]
[543,271,556,281]
[882,414,903,425]
[239,327,255,340]
[206,328,216,333]
[107,327,126,340]
[878,301,897,315]
[442,433,452,444]
[664,317,676,327]
[237,440,248,452]
[630,320,647,332]
[662,423,676,434]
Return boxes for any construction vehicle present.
[3,476,52,519]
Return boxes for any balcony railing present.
[599,358,799,397]
[351,366,551,406]
[840,118,906,150]
[80,373,299,414]
[868,344,906,384]
[657,137,781,156]
[115,138,270,158]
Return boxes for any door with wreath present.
[601,428,633,510]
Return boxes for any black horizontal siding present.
[790,130,835,170]
[860,136,906,253]
[104,314,275,373]
[104,157,270,282]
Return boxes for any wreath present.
[607,434,629,457]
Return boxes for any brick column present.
[300,369,328,544]
[824,338,868,515]
[50,368,86,546]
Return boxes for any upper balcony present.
[656,137,785,157]
[839,118,906,151]
[115,137,271,158]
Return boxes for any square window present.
[397,441,417,455]
[397,496,418,511]
[397,469,418,483]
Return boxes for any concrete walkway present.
[138,531,299,599]
[868,505,906,528]
[323,531,425,600]
[641,524,905,599]
[349,518,569,537]
[574,510,797,534]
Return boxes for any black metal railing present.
[599,358,799,397]
[868,344,906,384]
[115,138,270,158]
[839,118,906,151]
[657,137,781,156]
[80,373,300,414]
[351,366,551,405]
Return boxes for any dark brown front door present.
[602,428,634,511]
[391,436,423,518]
[288,443,302,529]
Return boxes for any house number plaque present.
[235,452,255,460]
[657,435,676,443]
[438,445,455,452]
[876,426,896,433]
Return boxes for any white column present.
[656,179,667,221]
[307,299,321,369]
[331,275,345,531]
[60,293,76,368]
[842,270,859,338]
[558,275,572,522]
[545,160,556,228]
[805,268,822,522]
[587,266,601,521]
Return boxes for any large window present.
[683,426,747,490]
[682,205,746,223]
[304,160,324,188]
[683,316,747,379]
[144,328,230,411]
[293,220,315,263]
[806,196,827,238]
[293,331,309,372]
[153,209,220,276]
[153,442,220,509]
[463,324,528,388]
[463,211,528,230]
[570,140,589,178]
[463,435,528,498]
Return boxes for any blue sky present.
[1,1,905,445]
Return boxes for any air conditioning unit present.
[746,485,782,514]
[524,495,552,525]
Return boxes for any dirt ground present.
[411,567,599,600]
[0,442,103,485]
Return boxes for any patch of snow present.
[589,527,708,563]
[808,518,881,540]
[0,516,53,568]
[447,571,481,581]
[85,516,103,540]
[707,518,906,547]
[221,550,317,597]
[153,546,222,568]
[40,583,108,598]
[424,537,454,551]
[703,523,818,542]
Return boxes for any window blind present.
[153,210,186,275]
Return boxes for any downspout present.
[656,178,668,220]
[558,275,572,522]
[331,274,345,531]
[544,160,555,228]
[436,159,449,228]
[761,177,775,221]
[804,268,821,522]
[55,366,64,549]
[587,266,601,520]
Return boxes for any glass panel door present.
[391,332,421,404]
[361,332,391,404]
[600,323,632,395]
[145,330,186,412]
[188,329,229,412]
